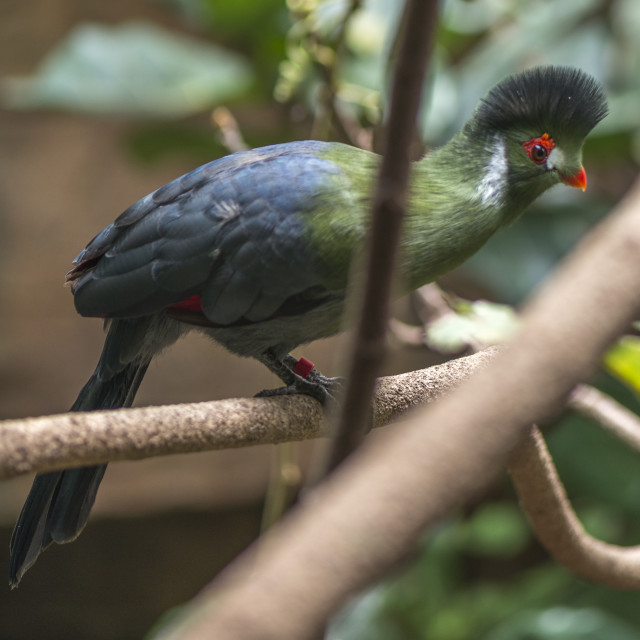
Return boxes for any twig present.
[322,0,439,473]
[388,317,425,347]
[260,442,302,533]
[508,425,640,588]
[211,107,248,153]
[569,383,640,453]
[0,349,497,480]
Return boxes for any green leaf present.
[464,504,531,558]
[484,606,640,640]
[425,300,518,352]
[604,336,640,394]
[1,21,253,117]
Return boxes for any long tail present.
[9,318,156,587]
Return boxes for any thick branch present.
[153,177,640,640]
[0,349,496,480]
[509,425,640,588]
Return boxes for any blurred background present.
[1,0,640,638]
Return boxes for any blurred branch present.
[153,176,640,640]
[322,0,439,474]
[260,442,303,533]
[0,349,496,480]
[569,382,640,452]
[508,425,640,589]
[389,317,426,347]
[211,107,248,153]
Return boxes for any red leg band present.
[293,357,315,379]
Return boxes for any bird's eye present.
[522,133,555,166]
[530,144,548,164]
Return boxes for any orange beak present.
[561,166,587,191]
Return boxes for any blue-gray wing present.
[68,141,357,325]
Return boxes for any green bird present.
[10,66,607,586]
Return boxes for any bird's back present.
[68,141,376,329]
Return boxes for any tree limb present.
[508,425,640,589]
[0,348,497,480]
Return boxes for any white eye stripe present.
[477,135,508,206]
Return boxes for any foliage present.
[425,299,518,352]
[604,336,640,395]
[1,21,253,117]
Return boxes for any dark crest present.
[474,66,608,139]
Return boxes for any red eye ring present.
[523,132,555,165]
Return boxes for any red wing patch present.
[167,294,203,313]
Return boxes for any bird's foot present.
[256,353,344,406]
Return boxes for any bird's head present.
[466,66,608,208]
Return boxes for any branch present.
[569,383,640,453]
[508,425,640,588]
[0,349,497,480]
[211,107,248,153]
[324,0,439,472]
[152,176,640,640]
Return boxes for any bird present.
[9,66,608,586]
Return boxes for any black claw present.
[255,376,344,406]
[254,385,298,399]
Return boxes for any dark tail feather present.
[9,319,152,588]
[8,467,107,588]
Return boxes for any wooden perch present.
[0,348,497,479]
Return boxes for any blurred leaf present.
[604,336,640,394]
[484,606,640,640]
[464,504,531,558]
[329,534,572,640]
[124,123,226,165]
[547,409,640,516]
[423,0,608,143]
[198,0,285,35]
[275,0,400,129]
[462,199,609,303]
[425,300,518,352]
[1,21,253,117]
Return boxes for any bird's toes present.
[254,375,345,407]
[254,385,299,399]
[302,374,345,406]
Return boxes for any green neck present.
[400,129,528,292]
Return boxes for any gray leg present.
[256,350,343,405]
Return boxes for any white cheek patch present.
[546,146,565,170]
[477,135,508,207]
